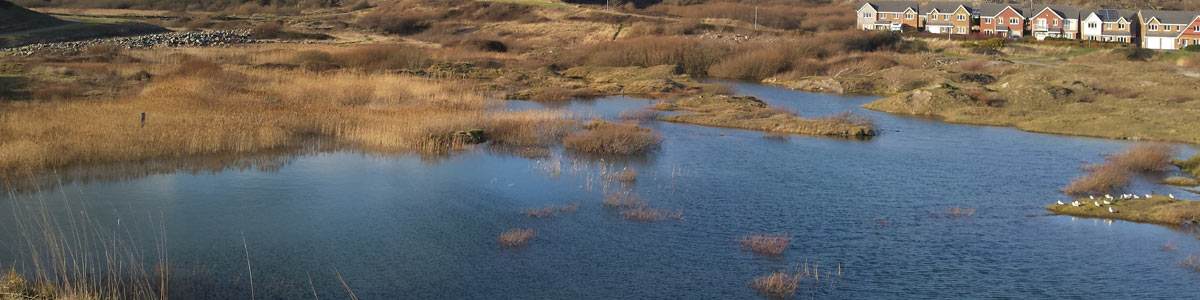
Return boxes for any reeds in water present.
[497,229,535,247]
[738,234,790,256]
[619,207,683,222]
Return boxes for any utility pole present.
[754,6,759,30]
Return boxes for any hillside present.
[0,0,65,33]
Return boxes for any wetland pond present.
[3,82,1199,299]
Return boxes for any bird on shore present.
[1108,207,1117,213]
[1057,200,1065,205]
[1094,201,1101,207]
[1105,194,1113,199]
[1145,194,1152,198]
[1071,201,1081,207]
[1169,194,1175,199]
[1090,195,1096,200]
[1133,194,1140,199]
[1103,200,1112,205]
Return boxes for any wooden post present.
[140,112,145,127]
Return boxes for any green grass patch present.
[1176,154,1200,178]
[1046,195,1200,225]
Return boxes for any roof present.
[859,1,919,13]
[1083,9,1137,23]
[922,2,970,15]
[1028,5,1079,19]
[1140,10,1200,24]
[977,3,1022,18]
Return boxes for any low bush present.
[1063,162,1132,195]
[1107,143,1178,172]
[1184,45,1200,52]
[562,121,664,155]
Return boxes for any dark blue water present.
[3,82,1199,299]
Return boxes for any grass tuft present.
[737,234,790,256]
[498,228,535,247]
[562,121,663,155]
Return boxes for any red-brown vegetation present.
[737,234,790,256]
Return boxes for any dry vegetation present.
[737,234,790,256]
[523,204,580,218]
[750,260,842,299]
[1062,143,1179,195]
[497,228,535,247]
[653,95,875,137]
[1176,153,1200,178]
[1184,254,1200,273]
[562,121,663,155]
[1162,177,1199,187]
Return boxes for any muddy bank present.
[1046,195,1200,226]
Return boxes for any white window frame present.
[1118,23,1125,29]
[1053,20,1059,26]
[957,14,966,21]
[906,13,915,20]
[1149,24,1159,31]
[957,27,966,34]
[1010,17,1019,24]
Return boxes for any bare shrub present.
[815,112,875,129]
[1063,162,1132,195]
[616,110,663,123]
[1107,143,1178,172]
[568,36,733,77]
[497,228,535,247]
[562,121,663,155]
[737,234,790,256]
[707,48,788,80]
[332,44,434,72]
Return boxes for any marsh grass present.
[522,204,579,218]
[602,191,646,208]
[1064,143,1179,195]
[1046,195,1200,225]
[737,234,790,256]
[1183,254,1200,272]
[751,261,843,299]
[0,189,170,300]
[606,167,638,184]
[497,229,535,247]
[1176,153,1200,178]
[0,61,575,179]
[562,121,663,155]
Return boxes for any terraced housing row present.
[857,1,1200,50]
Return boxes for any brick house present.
[979,4,1025,38]
[922,2,973,35]
[1028,5,1080,40]
[1081,9,1138,43]
[857,1,920,31]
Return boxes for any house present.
[1081,9,1138,43]
[1028,5,1080,40]
[1175,15,1200,48]
[922,2,973,35]
[857,1,920,31]
[1139,10,1200,50]
[978,4,1025,38]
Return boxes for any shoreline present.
[1045,195,1200,226]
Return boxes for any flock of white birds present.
[1054,193,1178,214]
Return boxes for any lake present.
[3,82,1198,299]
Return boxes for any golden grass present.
[497,228,535,247]
[562,121,663,155]
[602,191,646,208]
[1063,143,1178,195]
[1177,153,1200,178]
[750,271,800,298]
[606,167,638,184]
[0,60,575,178]
[1046,195,1200,225]
[653,95,875,137]
[737,234,790,256]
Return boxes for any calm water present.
[3,82,1199,299]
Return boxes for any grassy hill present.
[0,0,66,34]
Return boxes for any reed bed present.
[606,167,638,184]
[1063,143,1179,195]
[562,121,664,155]
[738,234,790,256]
[0,61,576,179]
[750,261,843,299]
[497,229,535,247]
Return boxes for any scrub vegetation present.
[1062,143,1179,195]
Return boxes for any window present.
[984,18,991,24]
[1053,20,1059,26]
[1010,17,1019,24]
[984,30,993,35]
[1087,22,1097,29]
[998,18,1005,25]
[1106,24,1112,29]
[1195,26,1200,32]
[1118,23,1125,29]
[1119,37,1127,43]
[1149,25,1159,31]
[957,27,966,34]
[957,14,966,21]
[862,12,872,18]
[906,13,915,20]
